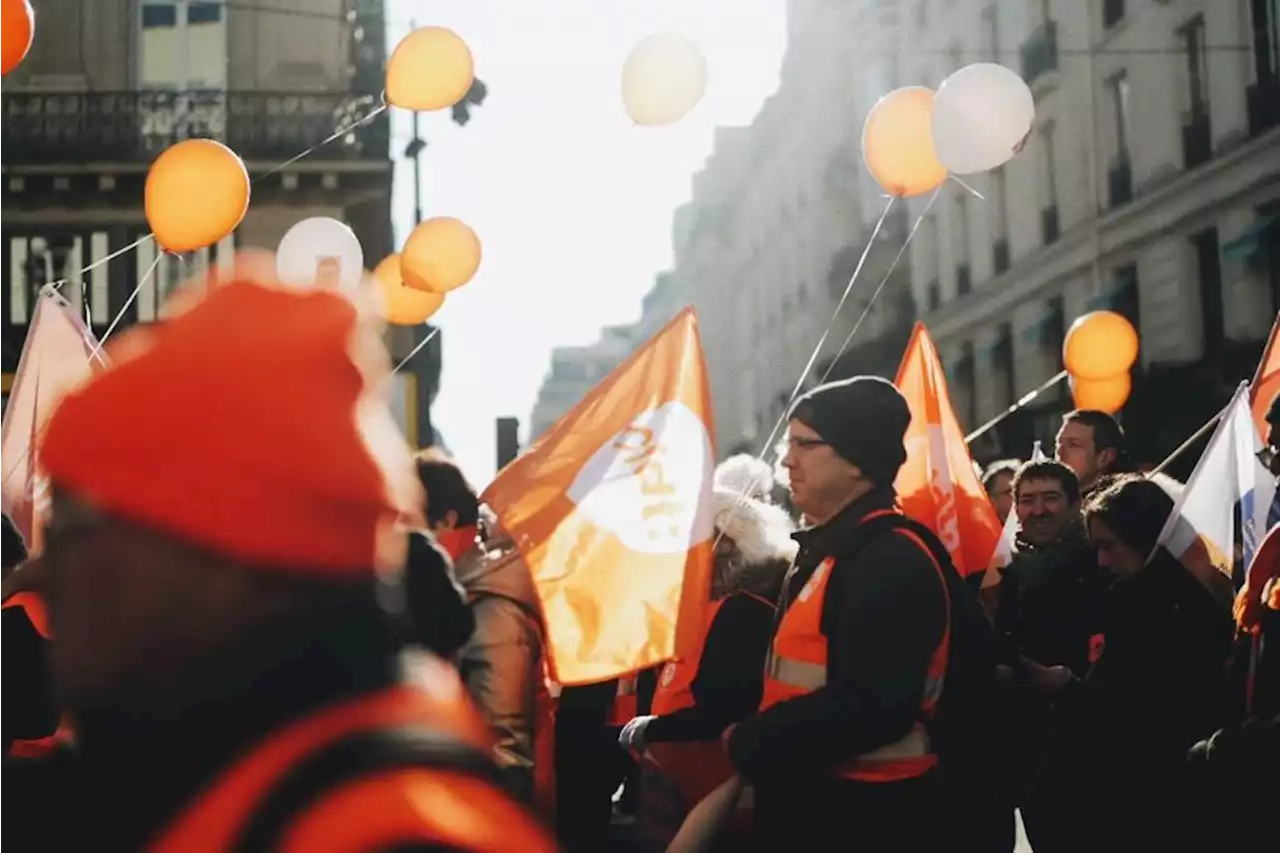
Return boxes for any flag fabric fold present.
[1155,382,1275,605]
[481,308,716,685]
[1,288,107,554]
[1249,313,1280,441]
[894,322,1003,578]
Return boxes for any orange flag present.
[894,322,1002,577]
[1250,313,1280,439]
[481,308,716,685]
[1,289,107,553]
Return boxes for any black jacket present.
[645,590,780,743]
[404,532,476,658]
[727,489,948,783]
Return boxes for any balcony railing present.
[1108,157,1133,208]
[1182,110,1213,169]
[1247,77,1280,137]
[1041,205,1060,244]
[1020,21,1059,85]
[2,90,390,166]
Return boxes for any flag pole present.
[1146,409,1224,478]
[964,370,1068,444]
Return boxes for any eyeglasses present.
[786,436,830,453]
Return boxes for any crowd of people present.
[2,271,1277,852]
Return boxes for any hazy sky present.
[386,0,786,487]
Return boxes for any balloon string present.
[950,174,985,201]
[48,235,156,293]
[964,369,1069,445]
[709,194,899,553]
[89,253,164,362]
[392,325,441,374]
[817,183,943,387]
[254,103,390,183]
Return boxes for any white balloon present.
[276,217,365,293]
[620,32,708,127]
[931,63,1035,175]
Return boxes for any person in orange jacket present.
[2,257,557,853]
[618,458,795,848]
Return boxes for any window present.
[914,0,928,28]
[990,166,1010,266]
[994,322,1015,406]
[1251,0,1279,82]
[188,2,222,25]
[1111,264,1140,331]
[952,193,970,267]
[141,3,178,28]
[139,0,228,89]
[948,43,964,74]
[926,280,941,312]
[1040,0,1053,24]
[1107,70,1132,162]
[1180,15,1209,117]
[1039,123,1058,209]
[982,4,1000,62]
[1193,229,1224,359]
[958,341,977,427]
[1102,0,1125,29]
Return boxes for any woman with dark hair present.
[1038,475,1233,852]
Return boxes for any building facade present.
[1,0,442,445]
[899,0,1279,466]
[638,0,915,458]
[529,324,641,441]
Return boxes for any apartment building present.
[643,0,915,456]
[528,324,641,441]
[899,0,1279,462]
[1,0,443,445]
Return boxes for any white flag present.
[1154,382,1275,604]
[0,288,105,554]
[981,441,1049,589]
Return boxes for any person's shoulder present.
[831,516,945,591]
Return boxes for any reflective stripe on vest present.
[148,656,549,853]
[760,512,952,783]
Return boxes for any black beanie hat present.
[788,376,912,486]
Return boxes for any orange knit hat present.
[40,252,422,577]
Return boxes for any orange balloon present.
[1063,310,1139,380]
[1071,372,1131,414]
[862,86,948,197]
[145,139,250,253]
[375,253,444,325]
[386,26,475,111]
[401,217,481,294]
[2,0,34,77]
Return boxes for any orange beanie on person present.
[39,257,423,577]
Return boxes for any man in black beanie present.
[725,376,959,851]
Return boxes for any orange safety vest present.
[150,659,558,853]
[607,674,640,726]
[760,510,951,783]
[3,590,75,759]
[649,592,775,806]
